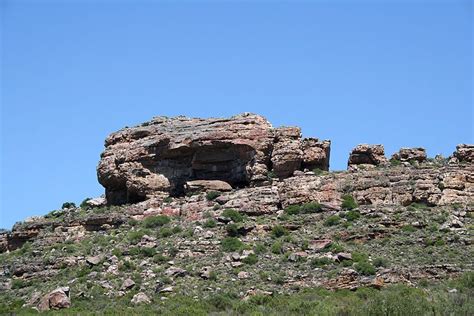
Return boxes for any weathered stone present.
[86,256,101,266]
[309,239,332,251]
[336,252,353,261]
[348,144,388,171]
[184,180,232,193]
[120,278,136,291]
[164,267,187,277]
[302,138,331,171]
[391,148,427,163]
[453,144,474,163]
[38,287,71,311]
[159,286,173,293]
[219,185,280,215]
[131,292,151,305]
[85,197,107,208]
[97,113,329,205]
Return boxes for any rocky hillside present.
[0,114,472,314]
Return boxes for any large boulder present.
[97,113,330,205]
[348,144,388,171]
[391,147,427,163]
[452,144,474,163]
[38,287,71,311]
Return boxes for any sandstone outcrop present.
[97,113,330,205]
[348,144,388,171]
[453,144,474,163]
[184,180,232,193]
[391,147,427,163]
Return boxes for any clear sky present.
[1,0,472,229]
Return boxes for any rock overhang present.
[97,113,331,205]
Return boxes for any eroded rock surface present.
[453,144,474,163]
[97,113,330,205]
[391,147,427,163]
[348,144,388,171]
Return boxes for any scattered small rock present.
[120,278,136,291]
[131,292,151,305]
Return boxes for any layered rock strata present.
[97,113,330,205]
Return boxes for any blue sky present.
[1,0,472,229]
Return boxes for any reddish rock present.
[391,147,427,163]
[348,144,388,170]
[184,180,232,193]
[453,144,474,163]
[38,287,71,311]
[97,113,330,205]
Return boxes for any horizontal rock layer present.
[97,113,330,205]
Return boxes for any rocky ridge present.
[0,114,472,313]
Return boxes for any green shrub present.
[271,225,288,238]
[80,198,91,209]
[225,223,239,237]
[402,224,416,232]
[341,195,357,210]
[326,243,344,253]
[159,227,174,238]
[242,254,258,265]
[111,248,122,258]
[208,271,218,281]
[273,273,285,285]
[140,247,156,257]
[373,257,388,268]
[324,215,341,226]
[285,202,322,215]
[434,238,446,246]
[221,237,244,252]
[129,247,141,256]
[345,210,361,221]
[355,261,376,275]
[119,260,136,271]
[127,229,151,244]
[11,278,28,289]
[208,293,235,311]
[153,254,169,263]
[267,170,277,179]
[168,247,179,257]
[301,202,322,213]
[285,204,301,215]
[143,215,170,228]
[390,158,402,166]
[61,202,76,209]
[310,257,332,268]
[206,191,221,201]
[163,197,173,203]
[312,168,325,175]
[271,240,284,254]
[254,243,267,254]
[351,252,369,262]
[203,219,217,228]
[222,209,244,223]
[409,202,428,210]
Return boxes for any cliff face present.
[97,113,330,205]
[1,114,473,313]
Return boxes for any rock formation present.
[391,147,427,163]
[1,113,473,314]
[97,113,330,205]
[453,144,474,163]
[347,144,388,170]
